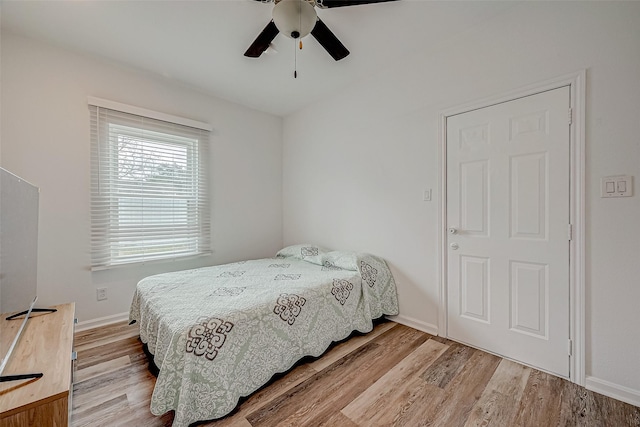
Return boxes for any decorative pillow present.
[276,244,330,265]
[319,251,359,272]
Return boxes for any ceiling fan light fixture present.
[272,0,317,39]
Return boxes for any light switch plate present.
[601,175,633,198]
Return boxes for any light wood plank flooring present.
[71,320,640,426]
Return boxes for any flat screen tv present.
[0,167,53,382]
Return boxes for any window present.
[90,100,211,269]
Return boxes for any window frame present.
[89,98,211,270]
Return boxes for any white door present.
[446,86,571,377]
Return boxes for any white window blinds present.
[90,103,211,269]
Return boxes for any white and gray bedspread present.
[129,244,399,427]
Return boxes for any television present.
[0,167,53,382]
[0,168,39,315]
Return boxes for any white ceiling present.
[1,0,514,117]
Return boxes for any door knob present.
[448,227,458,235]
[450,242,459,250]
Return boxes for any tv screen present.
[0,167,39,316]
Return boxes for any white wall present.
[1,33,283,324]
[283,2,640,402]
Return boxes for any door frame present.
[437,71,586,385]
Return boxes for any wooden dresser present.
[0,303,75,427]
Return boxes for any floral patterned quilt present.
[129,244,399,426]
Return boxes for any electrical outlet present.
[96,288,108,301]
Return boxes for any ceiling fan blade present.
[311,19,350,61]
[244,21,279,58]
[316,0,398,9]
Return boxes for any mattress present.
[129,244,399,426]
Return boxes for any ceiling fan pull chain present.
[295,0,300,78]
[295,0,301,78]
[294,40,298,78]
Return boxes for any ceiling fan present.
[245,0,398,61]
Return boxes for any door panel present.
[460,255,490,323]
[460,160,489,236]
[446,86,570,377]
[510,260,548,338]
[510,152,547,239]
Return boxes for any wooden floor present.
[71,320,640,427]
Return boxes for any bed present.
[129,244,399,427]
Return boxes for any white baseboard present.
[75,312,130,332]
[586,376,640,408]
[386,314,439,336]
